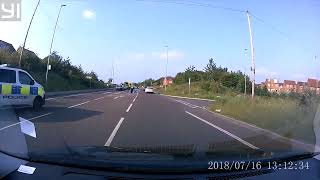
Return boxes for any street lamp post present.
[244,49,248,95]
[18,0,41,68]
[45,4,66,84]
[164,45,169,92]
[316,55,319,94]
[246,10,256,99]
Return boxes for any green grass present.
[210,96,317,144]
[157,82,318,144]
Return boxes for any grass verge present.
[156,83,318,144]
[209,96,317,144]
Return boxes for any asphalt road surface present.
[0,90,312,156]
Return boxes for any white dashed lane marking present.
[126,104,133,113]
[104,117,125,146]
[67,101,90,109]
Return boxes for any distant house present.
[307,78,318,91]
[283,80,296,92]
[260,78,320,95]
[296,81,307,93]
[162,77,174,86]
[276,83,284,93]
[265,79,279,92]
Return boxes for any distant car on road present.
[116,85,124,91]
[145,86,154,93]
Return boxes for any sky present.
[0,0,319,84]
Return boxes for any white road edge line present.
[104,117,125,146]
[29,113,53,120]
[47,93,90,100]
[161,94,216,102]
[114,96,119,100]
[175,99,198,109]
[126,103,133,113]
[47,91,110,100]
[185,111,259,150]
[185,101,201,108]
[67,101,90,109]
[178,100,197,108]
[94,96,106,101]
[0,113,52,132]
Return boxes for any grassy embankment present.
[156,82,318,144]
[32,72,105,92]
[0,50,106,92]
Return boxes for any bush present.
[200,81,211,91]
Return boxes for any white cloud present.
[82,10,96,20]
[152,50,185,60]
[256,67,278,78]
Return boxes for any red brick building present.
[162,77,174,86]
[296,82,307,93]
[260,78,320,94]
[265,79,278,92]
[276,83,284,93]
[307,78,318,90]
[283,80,296,92]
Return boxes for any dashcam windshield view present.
[0,0,320,179]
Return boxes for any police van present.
[0,65,45,110]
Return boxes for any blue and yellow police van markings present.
[1,84,44,96]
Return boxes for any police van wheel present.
[33,97,43,110]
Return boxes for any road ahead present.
[0,90,312,156]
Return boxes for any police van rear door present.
[0,68,18,106]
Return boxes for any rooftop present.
[307,78,318,88]
[284,80,296,85]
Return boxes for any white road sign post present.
[189,78,191,95]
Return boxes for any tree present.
[89,71,99,81]
[221,73,240,89]
[204,58,217,81]
[186,65,196,72]
[174,72,185,84]
[174,65,204,84]
[236,74,251,94]
[255,85,271,97]
[141,78,155,86]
